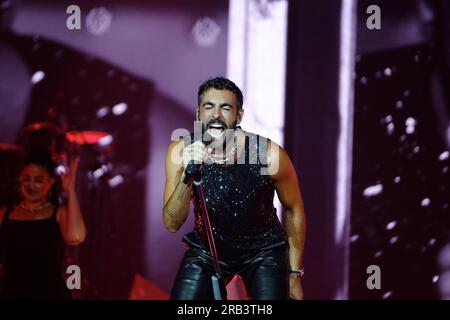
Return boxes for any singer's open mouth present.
[207,123,225,138]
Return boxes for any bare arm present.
[163,138,208,233]
[58,158,86,245]
[163,140,193,233]
[269,141,307,299]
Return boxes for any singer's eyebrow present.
[201,102,234,108]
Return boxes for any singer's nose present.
[212,106,221,119]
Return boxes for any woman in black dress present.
[0,147,86,299]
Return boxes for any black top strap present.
[51,204,59,221]
[4,206,13,222]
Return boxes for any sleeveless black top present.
[183,131,287,264]
[0,205,71,299]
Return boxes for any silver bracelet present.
[289,267,305,278]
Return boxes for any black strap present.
[52,204,59,221]
[3,206,13,222]
[0,206,12,256]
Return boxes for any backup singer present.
[0,147,86,299]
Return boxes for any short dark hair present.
[198,76,243,109]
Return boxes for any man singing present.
[163,77,306,300]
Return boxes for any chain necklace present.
[20,201,52,214]
[207,137,239,165]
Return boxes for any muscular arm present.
[269,141,307,272]
[163,140,193,233]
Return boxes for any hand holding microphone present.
[182,140,211,184]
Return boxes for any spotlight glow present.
[112,102,128,115]
[31,70,45,84]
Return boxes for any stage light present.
[97,106,109,118]
[108,175,124,188]
[395,100,404,109]
[421,198,430,207]
[56,164,67,175]
[192,17,221,47]
[382,114,393,123]
[382,291,393,299]
[386,123,395,135]
[386,221,397,230]
[384,67,392,77]
[112,102,127,115]
[438,151,449,161]
[31,70,45,84]
[405,117,417,135]
[363,183,383,198]
[98,134,113,147]
[374,251,383,258]
[389,236,399,244]
[86,7,112,36]
[360,76,368,85]
[93,167,105,180]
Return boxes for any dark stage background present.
[349,0,450,299]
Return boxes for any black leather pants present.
[170,247,288,300]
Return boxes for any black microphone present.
[183,132,212,184]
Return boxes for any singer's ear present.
[237,108,244,124]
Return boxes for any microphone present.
[183,131,212,184]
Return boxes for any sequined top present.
[183,131,287,264]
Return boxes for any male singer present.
[163,77,306,300]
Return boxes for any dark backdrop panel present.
[285,0,344,299]
[351,43,450,299]
[351,0,450,299]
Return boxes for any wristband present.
[289,267,305,278]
